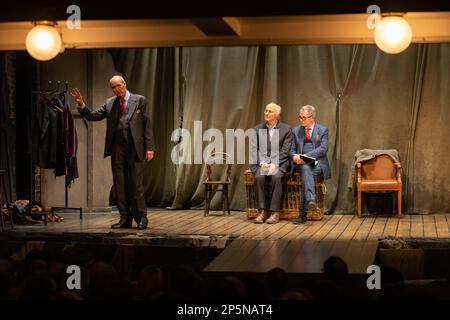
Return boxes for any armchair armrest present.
[356,163,362,184]
[396,164,402,182]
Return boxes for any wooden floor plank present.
[435,215,450,238]
[410,215,424,238]
[353,216,376,241]
[423,215,437,238]
[310,215,344,241]
[328,239,352,260]
[396,215,411,238]
[161,212,208,234]
[265,221,299,240]
[234,240,277,272]
[203,239,248,271]
[254,240,292,272]
[201,214,247,235]
[284,215,335,240]
[367,217,388,240]
[381,216,400,238]
[337,216,365,240]
[191,215,238,234]
[212,239,261,272]
[350,240,378,274]
[288,240,336,273]
[274,240,308,271]
[324,215,354,240]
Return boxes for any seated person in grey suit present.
[290,105,331,224]
[250,102,292,224]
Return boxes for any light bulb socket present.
[32,20,58,27]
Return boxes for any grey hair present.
[299,105,316,118]
[266,102,281,115]
[109,75,126,84]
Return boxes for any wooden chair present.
[203,152,232,216]
[356,154,402,218]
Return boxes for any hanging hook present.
[41,80,52,94]
[51,81,61,94]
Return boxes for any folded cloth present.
[347,149,401,193]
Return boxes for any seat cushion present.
[361,179,401,191]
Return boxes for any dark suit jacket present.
[78,92,155,161]
[32,100,57,169]
[290,123,331,179]
[250,121,292,174]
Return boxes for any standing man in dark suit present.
[290,105,330,224]
[251,102,292,224]
[70,75,155,229]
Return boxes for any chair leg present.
[221,188,226,215]
[397,191,402,217]
[357,191,362,218]
[204,186,210,216]
[392,193,396,215]
[224,185,230,215]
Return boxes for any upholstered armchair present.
[356,154,402,218]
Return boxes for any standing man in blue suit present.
[290,105,331,224]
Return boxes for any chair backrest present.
[360,154,396,179]
[205,152,232,181]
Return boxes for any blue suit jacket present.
[290,123,331,180]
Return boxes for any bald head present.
[110,75,126,85]
[109,75,127,98]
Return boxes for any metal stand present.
[52,175,83,219]
[30,80,84,225]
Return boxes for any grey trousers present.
[254,168,284,212]
[111,141,146,222]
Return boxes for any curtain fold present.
[109,44,450,214]
[109,48,176,207]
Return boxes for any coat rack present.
[31,80,87,224]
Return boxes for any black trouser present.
[111,139,146,222]
[254,168,284,212]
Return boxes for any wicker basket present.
[244,169,325,221]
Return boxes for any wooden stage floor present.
[12,209,450,240]
[8,210,450,274]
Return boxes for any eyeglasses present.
[298,115,312,120]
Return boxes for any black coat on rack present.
[31,80,84,223]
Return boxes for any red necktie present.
[120,97,127,112]
[306,127,311,141]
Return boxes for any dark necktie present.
[306,127,311,141]
[120,97,127,112]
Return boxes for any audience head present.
[323,256,348,284]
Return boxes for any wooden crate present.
[244,169,325,221]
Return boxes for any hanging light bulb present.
[25,21,62,61]
[374,16,412,54]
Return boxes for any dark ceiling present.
[1,0,450,22]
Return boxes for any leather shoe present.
[292,216,307,224]
[266,212,280,224]
[307,201,317,211]
[137,217,148,230]
[254,209,269,224]
[111,219,132,229]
